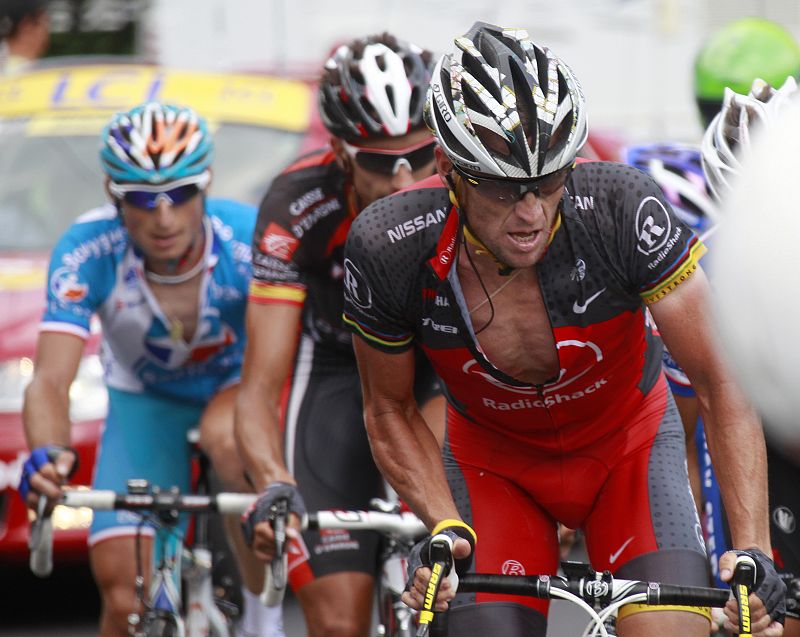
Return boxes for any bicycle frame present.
[29,484,255,637]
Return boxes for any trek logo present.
[343,258,372,310]
[501,560,525,575]
[421,317,458,334]
[386,207,447,244]
[572,287,606,314]
[773,506,796,534]
[635,196,672,256]
[608,536,634,564]
[260,223,299,260]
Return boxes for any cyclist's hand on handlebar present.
[241,481,306,561]
[720,549,786,636]
[18,445,78,514]
[402,520,476,611]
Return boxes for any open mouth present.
[508,230,541,247]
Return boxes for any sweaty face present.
[340,127,437,210]
[456,173,565,269]
[116,188,205,273]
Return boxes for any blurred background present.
[43,0,800,143]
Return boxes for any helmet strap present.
[460,213,514,276]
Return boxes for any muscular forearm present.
[22,377,72,449]
[234,383,293,492]
[366,404,458,530]
[700,379,771,552]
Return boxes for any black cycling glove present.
[241,481,306,547]
[734,548,786,623]
[405,520,477,591]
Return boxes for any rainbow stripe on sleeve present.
[640,235,707,304]
[248,280,307,306]
[342,313,414,349]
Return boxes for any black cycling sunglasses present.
[342,138,437,176]
[453,164,573,202]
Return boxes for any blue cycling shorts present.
[89,388,202,546]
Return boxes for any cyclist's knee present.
[99,582,140,636]
[306,614,369,637]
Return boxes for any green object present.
[695,17,800,99]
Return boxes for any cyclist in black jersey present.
[343,22,783,637]
[234,33,444,637]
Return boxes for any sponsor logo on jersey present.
[646,226,683,271]
[773,506,796,534]
[386,207,447,244]
[260,223,300,260]
[569,194,595,211]
[481,378,609,410]
[570,258,586,282]
[343,258,372,309]
[635,196,672,256]
[421,317,458,334]
[462,340,604,396]
[289,187,325,216]
[50,267,89,303]
[290,198,342,238]
[572,287,607,315]
[61,226,127,270]
[501,560,525,576]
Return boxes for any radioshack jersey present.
[249,148,356,356]
[343,162,706,452]
[42,199,256,404]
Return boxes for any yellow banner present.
[0,65,312,132]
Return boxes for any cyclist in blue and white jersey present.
[19,102,282,637]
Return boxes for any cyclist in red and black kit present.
[342,22,784,637]
[234,33,444,637]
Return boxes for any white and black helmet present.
[425,21,588,179]
[318,33,433,141]
[701,76,800,200]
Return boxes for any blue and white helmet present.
[100,102,213,188]
[425,21,588,179]
[625,142,717,239]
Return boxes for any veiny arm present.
[649,268,770,553]
[352,337,456,530]
[233,301,302,492]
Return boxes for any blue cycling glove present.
[18,445,78,501]
[241,481,306,547]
